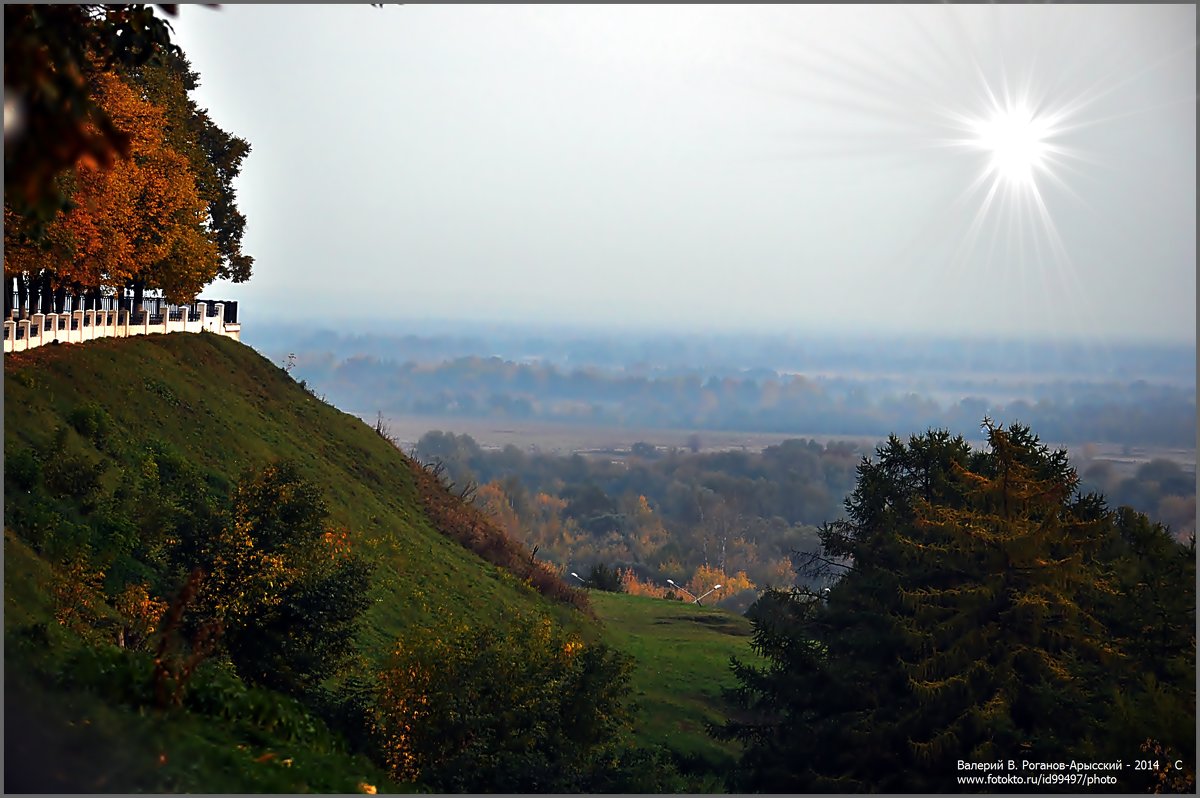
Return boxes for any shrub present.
[407,455,587,611]
[67,402,114,449]
[5,447,42,492]
[586,562,623,592]
[373,612,641,792]
[42,450,106,509]
[202,462,374,700]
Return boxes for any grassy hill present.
[4,332,583,643]
[3,332,747,791]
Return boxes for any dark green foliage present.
[204,462,375,701]
[717,422,1196,793]
[67,402,115,449]
[42,448,107,510]
[373,612,681,792]
[6,446,42,492]
[586,561,625,592]
[226,555,375,699]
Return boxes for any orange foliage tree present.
[4,68,219,306]
[686,564,755,604]
[618,568,669,598]
[474,481,523,542]
[621,494,670,563]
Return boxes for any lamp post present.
[666,578,696,602]
[570,571,588,586]
[667,578,720,604]
[694,584,722,605]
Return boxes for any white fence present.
[3,301,240,354]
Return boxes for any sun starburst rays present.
[757,4,1192,353]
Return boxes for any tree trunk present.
[54,283,67,314]
[3,276,12,319]
[27,273,39,318]
[39,272,53,315]
[16,273,27,319]
[132,279,145,315]
[70,282,83,314]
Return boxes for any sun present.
[970,102,1051,187]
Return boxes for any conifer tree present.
[716,421,1195,793]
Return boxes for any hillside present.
[589,592,758,777]
[4,333,731,791]
[4,331,586,636]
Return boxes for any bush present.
[42,450,106,509]
[67,402,114,449]
[5,447,42,492]
[586,562,624,592]
[202,462,374,700]
[373,612,645,792]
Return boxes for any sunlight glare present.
[971,103,1051,187]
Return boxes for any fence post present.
[31,313,45,348]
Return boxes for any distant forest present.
[409,428,1196,614]
[279,349,1195,450]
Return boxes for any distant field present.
[367,412,893,455]
[366,412,1195,478]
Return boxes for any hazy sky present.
[170,4,1196,343]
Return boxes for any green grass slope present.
[5,333,584,648]
[588,591,760,776]
[4,333,595,791]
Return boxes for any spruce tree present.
[717,421,1195,793]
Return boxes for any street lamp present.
[694,584,722,605]
[666,579,697,602]
[570,571,587,585]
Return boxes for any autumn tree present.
[686,564,754,606]
[474,481,523,542]
[4,4,183,225]
[4,67,223,309]
[4,5,249,314]
[127,47,254,286]
[620,493,669,563]
[74,70,216,302]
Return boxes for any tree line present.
[1080,456,1196,541]
[280,350,1198,450]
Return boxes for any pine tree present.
[897,423,1118,767]
[716,421,1195,793]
